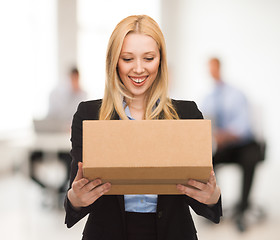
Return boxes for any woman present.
[65,15,222,240]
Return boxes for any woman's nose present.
[133,60,144,74]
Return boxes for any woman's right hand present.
[67,162,111,210]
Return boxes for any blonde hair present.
[99,15,179,120]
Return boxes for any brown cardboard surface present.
[82,120,212,194]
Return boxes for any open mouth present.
[129,76,148,86]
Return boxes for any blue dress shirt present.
[201,81,253,141]
[122,102,158,213]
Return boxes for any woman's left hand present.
[176,170,221,205]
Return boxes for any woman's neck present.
[125,97,145,120]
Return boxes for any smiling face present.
[117,33,160,101]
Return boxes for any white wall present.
[0,0,57,135]
[57,0,78,84]
[161,0,280,163]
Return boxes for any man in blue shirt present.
[201,58,263,232]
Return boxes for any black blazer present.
[64,99,222,240]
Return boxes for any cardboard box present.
[83,120,212,195]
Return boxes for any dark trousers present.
[213,140,264,213]
[125,212,157,240]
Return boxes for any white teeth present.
[130,77,146,83]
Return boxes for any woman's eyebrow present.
[144,51,156,54]
[119,51,157,58]
[120,52,133,54]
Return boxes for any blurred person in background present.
[201,57,264,232]
[47,67,88,125]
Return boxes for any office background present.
[0,0,279,239]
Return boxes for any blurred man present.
[47,67,88,125]
[201,58,263,232]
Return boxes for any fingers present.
[83,178,102,192]
[176,170,220,205]
[187,170,216,190]
[177,183,203,200]
[73,177,103,193]
[79,182,111,207]
[72,161,108,196]
[72,162,89,191]
[186,179,206,191]
[70,180,111,208]
[74,162,84,181]
[69,162,112,208]
[72,178,89,191]
[208,170,216,186]
[88,183,111,203]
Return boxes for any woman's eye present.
[122,58,132,62]
[145,57,154,61]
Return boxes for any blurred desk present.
[30,132,71,152]
[29,131,71,207]
[0,128,71,194]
